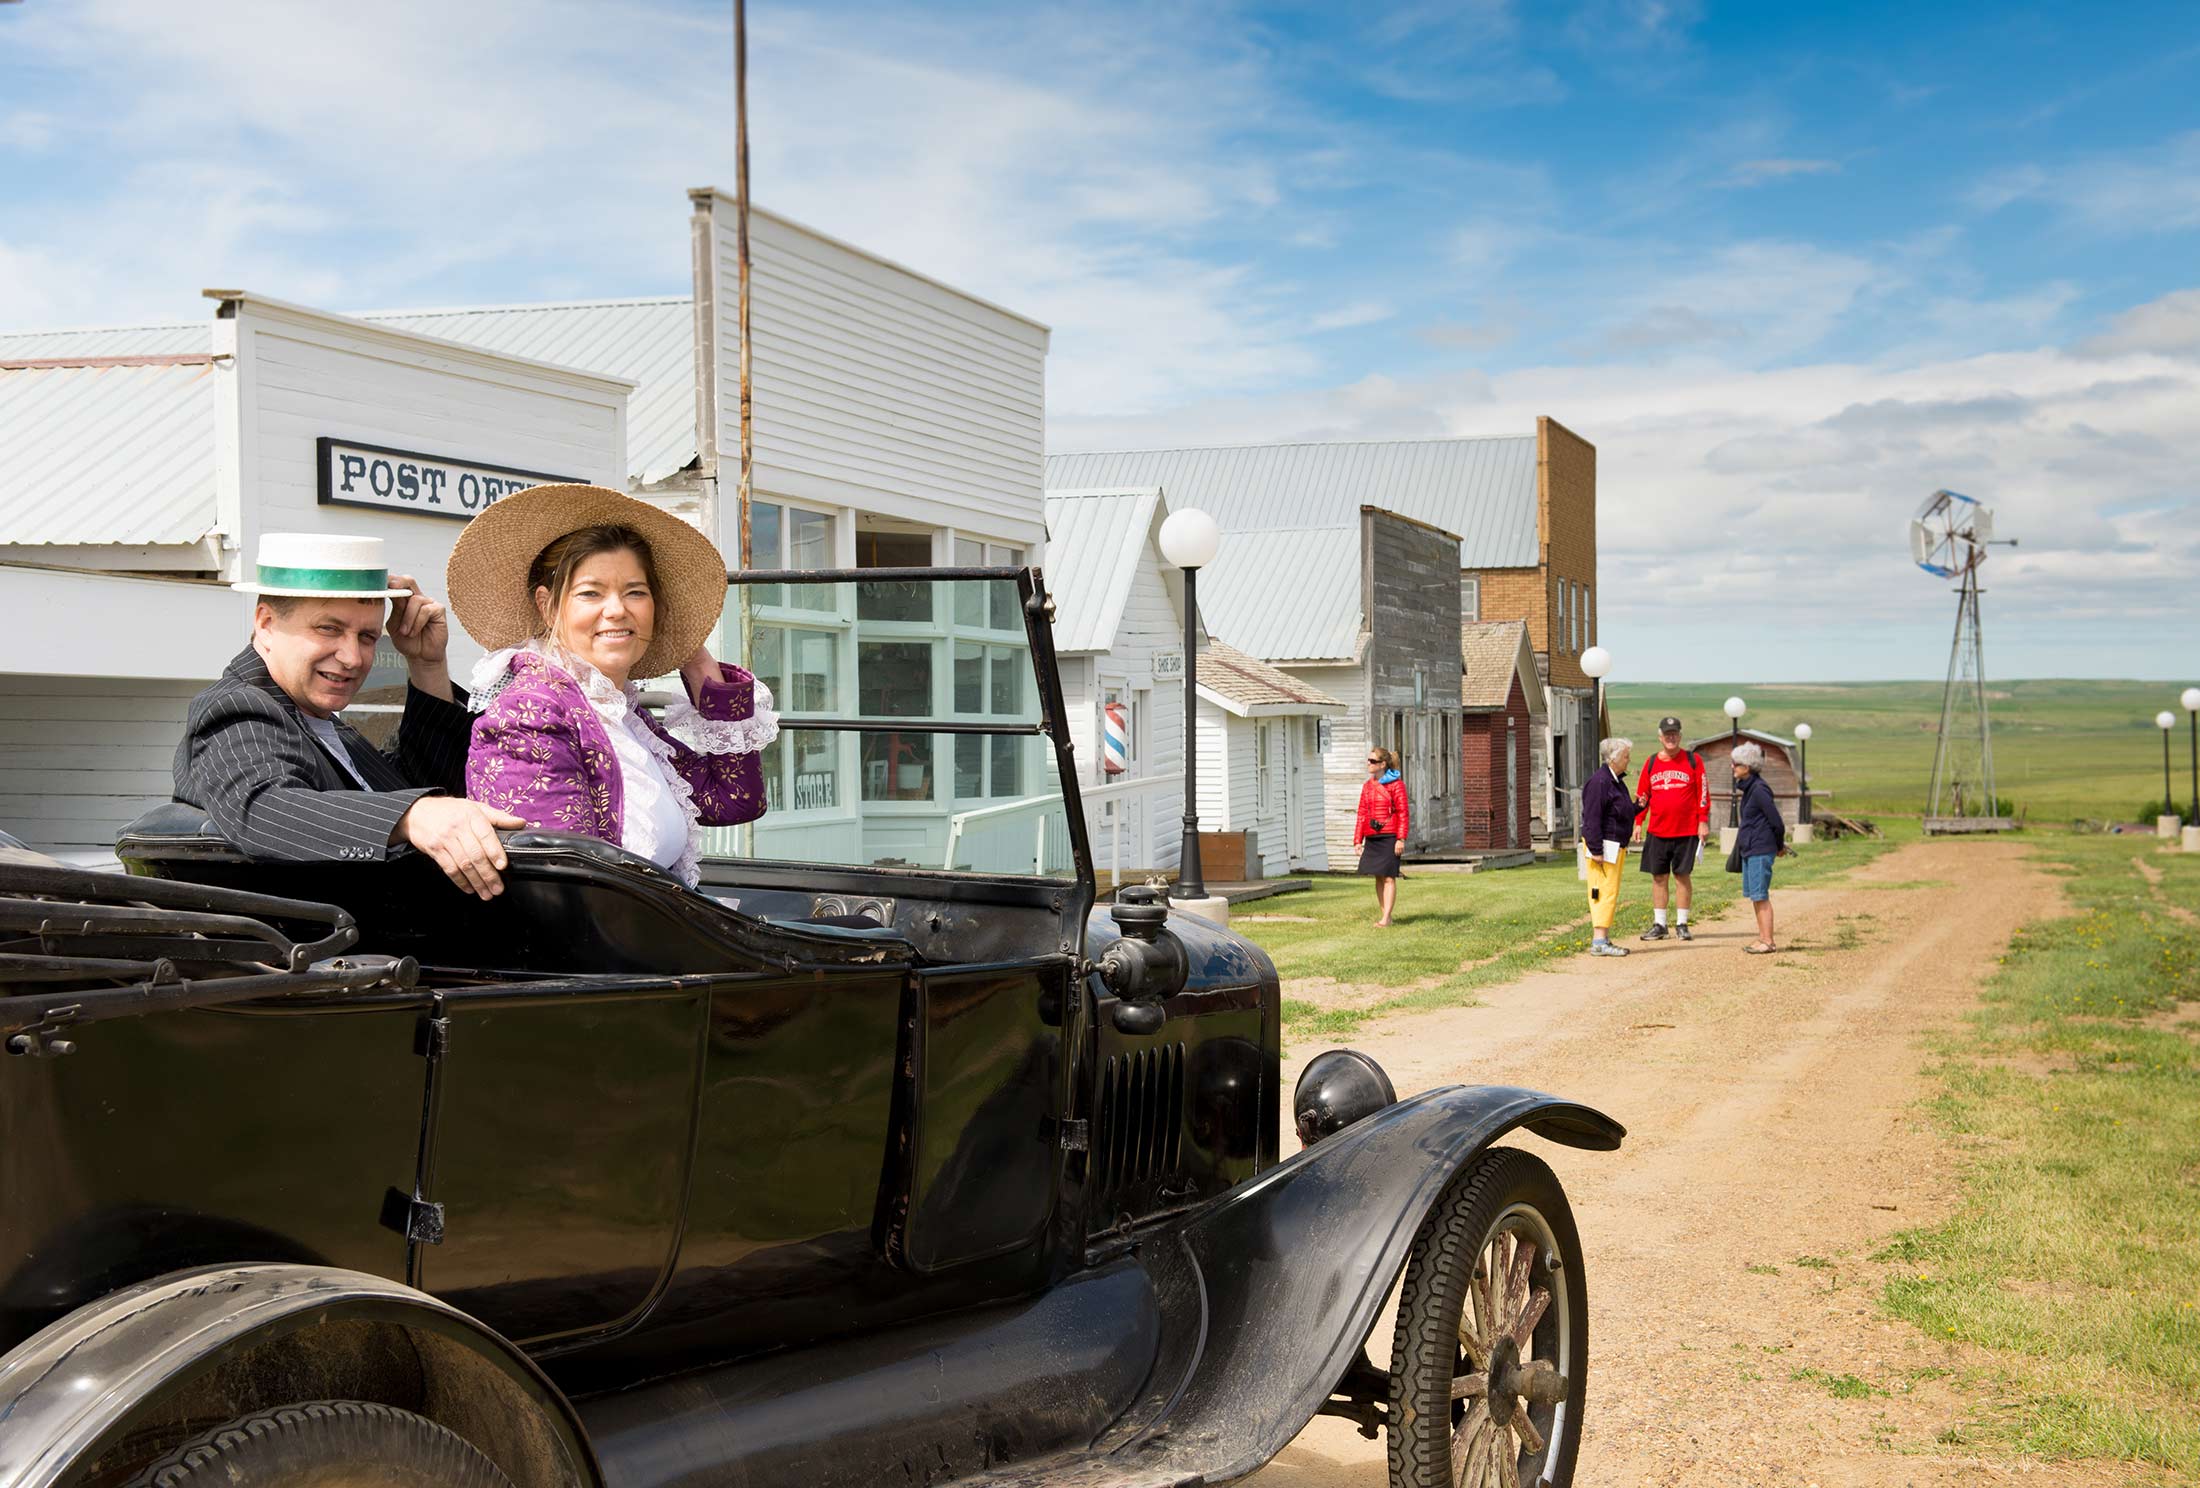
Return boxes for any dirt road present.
[1248,838,2150,1488]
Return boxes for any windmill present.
[1910,489,2016,832]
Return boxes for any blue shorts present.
[1743,854,1775,902]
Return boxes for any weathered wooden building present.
[1190,507,1464,865]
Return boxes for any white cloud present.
[2080,288,2200,358]
[1973,132,2200,233]
[1312,302,1395,332]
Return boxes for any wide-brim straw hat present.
[446,484,728,681]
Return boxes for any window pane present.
[990,734,1022,797]
[989,645,1024,716]
[789,509,835,612]
[954,734,983,798]
[790,629,835,712]
[857,531,934,621]
[751,502,784,607]
[790,729,838,810]
[990,571,1020,630]
[861,731,934,801]
[749,625,785,701]
[760,736,784,812]
[859,640,933,716]
[955,538,986,628]
[954,641,984,713]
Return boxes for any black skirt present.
[1357,833,1401,877]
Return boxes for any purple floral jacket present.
[466,652,769,865]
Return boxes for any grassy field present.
[1870,833,2200,1473]
[1244,824,1911,1039]
[1606,679,2189,823]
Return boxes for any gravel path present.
[1248,837,2161,1487]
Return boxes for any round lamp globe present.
[2184,687,2200,713]
[1158,509,1222,570]
[2161,711,2179,731]
[1723,696,1746,720]
[1580,646,1611,679]
[1794,723,1812,741]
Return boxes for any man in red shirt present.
[1632,716,1710,942]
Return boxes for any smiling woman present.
[449,484,776,886]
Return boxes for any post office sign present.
[316,438,575,522]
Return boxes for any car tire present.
[128,1398,515,1488]
[1387,1147,1588,1488]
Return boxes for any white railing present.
[1082,771,1185,888]
[943,792,1073,875]
[941,770,1186,880]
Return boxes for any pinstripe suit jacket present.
[172,647,472,862]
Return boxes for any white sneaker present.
[1590,941,1629,957]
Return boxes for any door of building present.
[1505,717,1520,849]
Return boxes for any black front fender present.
[1108,1084,1623,1484]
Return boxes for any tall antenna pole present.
[733,0,754,570]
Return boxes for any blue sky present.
[4,0,2198,683]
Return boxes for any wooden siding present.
[0,675,202,851]
[1285,662,1368,869]
[1057,559,1186,873]
[702,201,1048,551]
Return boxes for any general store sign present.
[317,438,575,522]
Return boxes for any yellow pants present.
[1585,851,1627,933]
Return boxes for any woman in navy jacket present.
[1732,742,1790,952]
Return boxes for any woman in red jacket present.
[1354,747,1410,926]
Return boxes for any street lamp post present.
[2184,688,2200,828]
[1723,695,1746,831]
[1160,509,1222,912]
[1794,722,1813,825]
[2160,711,2180,838]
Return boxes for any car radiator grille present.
[1092,1041,1186,1199]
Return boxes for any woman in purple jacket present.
[445,485,772,886]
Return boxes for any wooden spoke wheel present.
[1387,1148,1588,1488]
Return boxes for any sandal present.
[1745,942,1776,954]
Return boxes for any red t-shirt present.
[1633,748,1709,838]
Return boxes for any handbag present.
[1725,838,1744,874]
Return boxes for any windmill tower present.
[1910,489,2015,833]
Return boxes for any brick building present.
[1047,417,1601,847]
[1459,621,1543,851]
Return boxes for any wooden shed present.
[1689,728,1803,833]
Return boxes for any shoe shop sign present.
[317,438,575,522]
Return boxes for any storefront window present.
[857,530,934,622]
[862,732,934,802]
[859,639,932,717]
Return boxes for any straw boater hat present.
[233,534,412,598]
[445,484,728,681]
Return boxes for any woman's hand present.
[679,645,723,693]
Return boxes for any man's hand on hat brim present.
[385,574,454,700]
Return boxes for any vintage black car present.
[0,570,1622,1488]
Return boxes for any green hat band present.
[257,564,391,592]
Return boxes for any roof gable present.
[1041,488,1165,653]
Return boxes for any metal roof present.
[1041,488,1164,654]
[1045,435,1541,568]
[1195,526,1363,664]
[360,297,695,485]
[1198,639,1345,715]
[0,323,208,360]
[0,358,219,545]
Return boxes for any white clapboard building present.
[0,199,1051,865]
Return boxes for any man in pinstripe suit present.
[172,534,524,899]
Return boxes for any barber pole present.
[1102,703,1128,776]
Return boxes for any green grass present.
[1869,834,2200,1472]
[1607,678,2188,822]
[1791,1367,1880,1399]
[1236,825,1910,1037]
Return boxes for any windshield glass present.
[693,574,1076,878]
